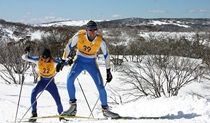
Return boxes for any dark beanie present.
[86,20,97,30]
[42,48,51,58]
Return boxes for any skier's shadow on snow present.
[165,111,201,119]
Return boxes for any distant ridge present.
[1,17,210,42]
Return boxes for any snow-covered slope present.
[1,59,210,123]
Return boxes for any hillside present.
[1,18,210,43]
[1,18,210,123]
[1,59,210,123]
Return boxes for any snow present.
[37,20,104,27]
[150,20,190,28]
[30,30,45,40]
[1,58,210,123]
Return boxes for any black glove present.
[67,58,73,66]
[106,68,112,82]
[56,59,65,72]
[24,45,31,53]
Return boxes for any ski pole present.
[77,78,94,118]
[18,72,57,123]
[88,82,107,118]
[14,61,27,123]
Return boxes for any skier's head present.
[42,48,51,59]
[86,20,98,30]
[86,20,98,41]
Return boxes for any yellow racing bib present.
[38,57,55,78]
[77,30,102,56]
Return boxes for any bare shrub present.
[118,55,203,102]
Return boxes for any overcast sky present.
[0,0,210,24]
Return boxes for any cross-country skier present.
[56,20,120,118]
[22,47,67,122]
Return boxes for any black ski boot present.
[102,105,120,119]
[59,116,68,121]
[29,110,37,122]
[61,99,77,116]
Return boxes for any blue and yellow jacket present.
[62,30,111,69]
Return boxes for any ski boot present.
[29,110,37,122]
[102,105,120,119]
[61,99,77,116]
[59,116,68,121]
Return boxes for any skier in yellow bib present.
[56,20,119,118]
[22,48,69,122]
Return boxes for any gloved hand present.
[56,59,65,72]
[67,58,73,66]
[106,68,112,82]
[24,45,31,53]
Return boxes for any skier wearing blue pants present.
[22,48,66,122]
[56,20,119,118]
[67,55,107,106]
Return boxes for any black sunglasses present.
[88,29,97,31]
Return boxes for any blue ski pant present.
[67,55,108,106]
[31,78,63,114]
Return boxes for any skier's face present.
[87,29,97,40]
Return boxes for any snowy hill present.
[0,18,210,40]
[1,18,210,122]
[37,20,104,27]
[1,58,210,123]
[1,18,210,45]
[36,18,210,29]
